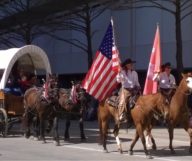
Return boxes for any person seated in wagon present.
[116,58,141,122]
[153,62,176,103]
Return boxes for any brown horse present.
[98,92,169,158]
[23,74,59,144]
[98,100,120,152]
[167,73,192,153]
[129,92,169,158]
[57,81,89,141]
[98,89,140,153]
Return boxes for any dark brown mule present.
[23,74,59,144]
[58,81,89,141]
[129,92,169,158]
[167,73,192,154]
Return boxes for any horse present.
[98,91,169,158]
[167,73,192,154]
[57,81,90,141]
[23,74,60,144]
[98,100,121,153]
[128,92,170,158]
[98,88,141,153]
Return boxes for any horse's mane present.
[24,87,41,98]
[59,88,71,95]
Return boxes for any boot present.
[119,112,127,123]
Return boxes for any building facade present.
[34,1,192,75]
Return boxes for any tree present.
[44,0,111,68]
[119,0,192,79]
[0,0,48,46]
[0,0,112,69]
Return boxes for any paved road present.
[0,120,192,161]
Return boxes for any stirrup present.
[119,114,127,123]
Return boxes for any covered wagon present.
[0,45,51,136]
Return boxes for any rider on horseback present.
[153,62,176,104]
[116,58,141,122]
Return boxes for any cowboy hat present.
[121,58,136,67]
[164,62,172,68]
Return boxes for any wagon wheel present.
[0,108,8,137]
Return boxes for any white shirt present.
[153,72,176,89]
[116,70,140,88]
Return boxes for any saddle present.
[106,94,138,109]
[160,88,176,104]
[106,95,119,108]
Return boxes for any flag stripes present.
[82,19,120,101]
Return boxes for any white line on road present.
[63,145,184,161]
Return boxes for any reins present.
[177,88,192,96]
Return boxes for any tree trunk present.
[25,25,32,45]
[175,0,183,81]
[85,5,93,69]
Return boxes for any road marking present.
[107,138,189,145]
[63,145,184,161]
[63,145,103,152]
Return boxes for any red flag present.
[143,25,162,95]
[82,19,120,101]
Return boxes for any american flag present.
[82,19,120,101]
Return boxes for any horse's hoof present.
[25,136,30,139]
[29,136,34,140]
[98,142,102,145]
[128,150,133,155]
[117,146,123,154]
[42,140,46,144]
[39,137,46,144]
[103,149,108,153]
[54,141,60,146]
[170,149,175,154]
[118,149,123,154]
[24,133,30,139]
[64,138,70,142]
[46,129,51,133]
[146,155,153,159]
[64,135,70,140]
[189,148,192,153]
[81,137,87,142]
[33,137,39,141]
[152,145,157,150]
[25,135,30,139]
[146,143,152,149]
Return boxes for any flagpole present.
[111,17,118,47]
[111,17,121,71]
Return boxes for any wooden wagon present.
[0,45,52,136]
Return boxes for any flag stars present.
[82,20,119,101]
[99,24,113,59]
